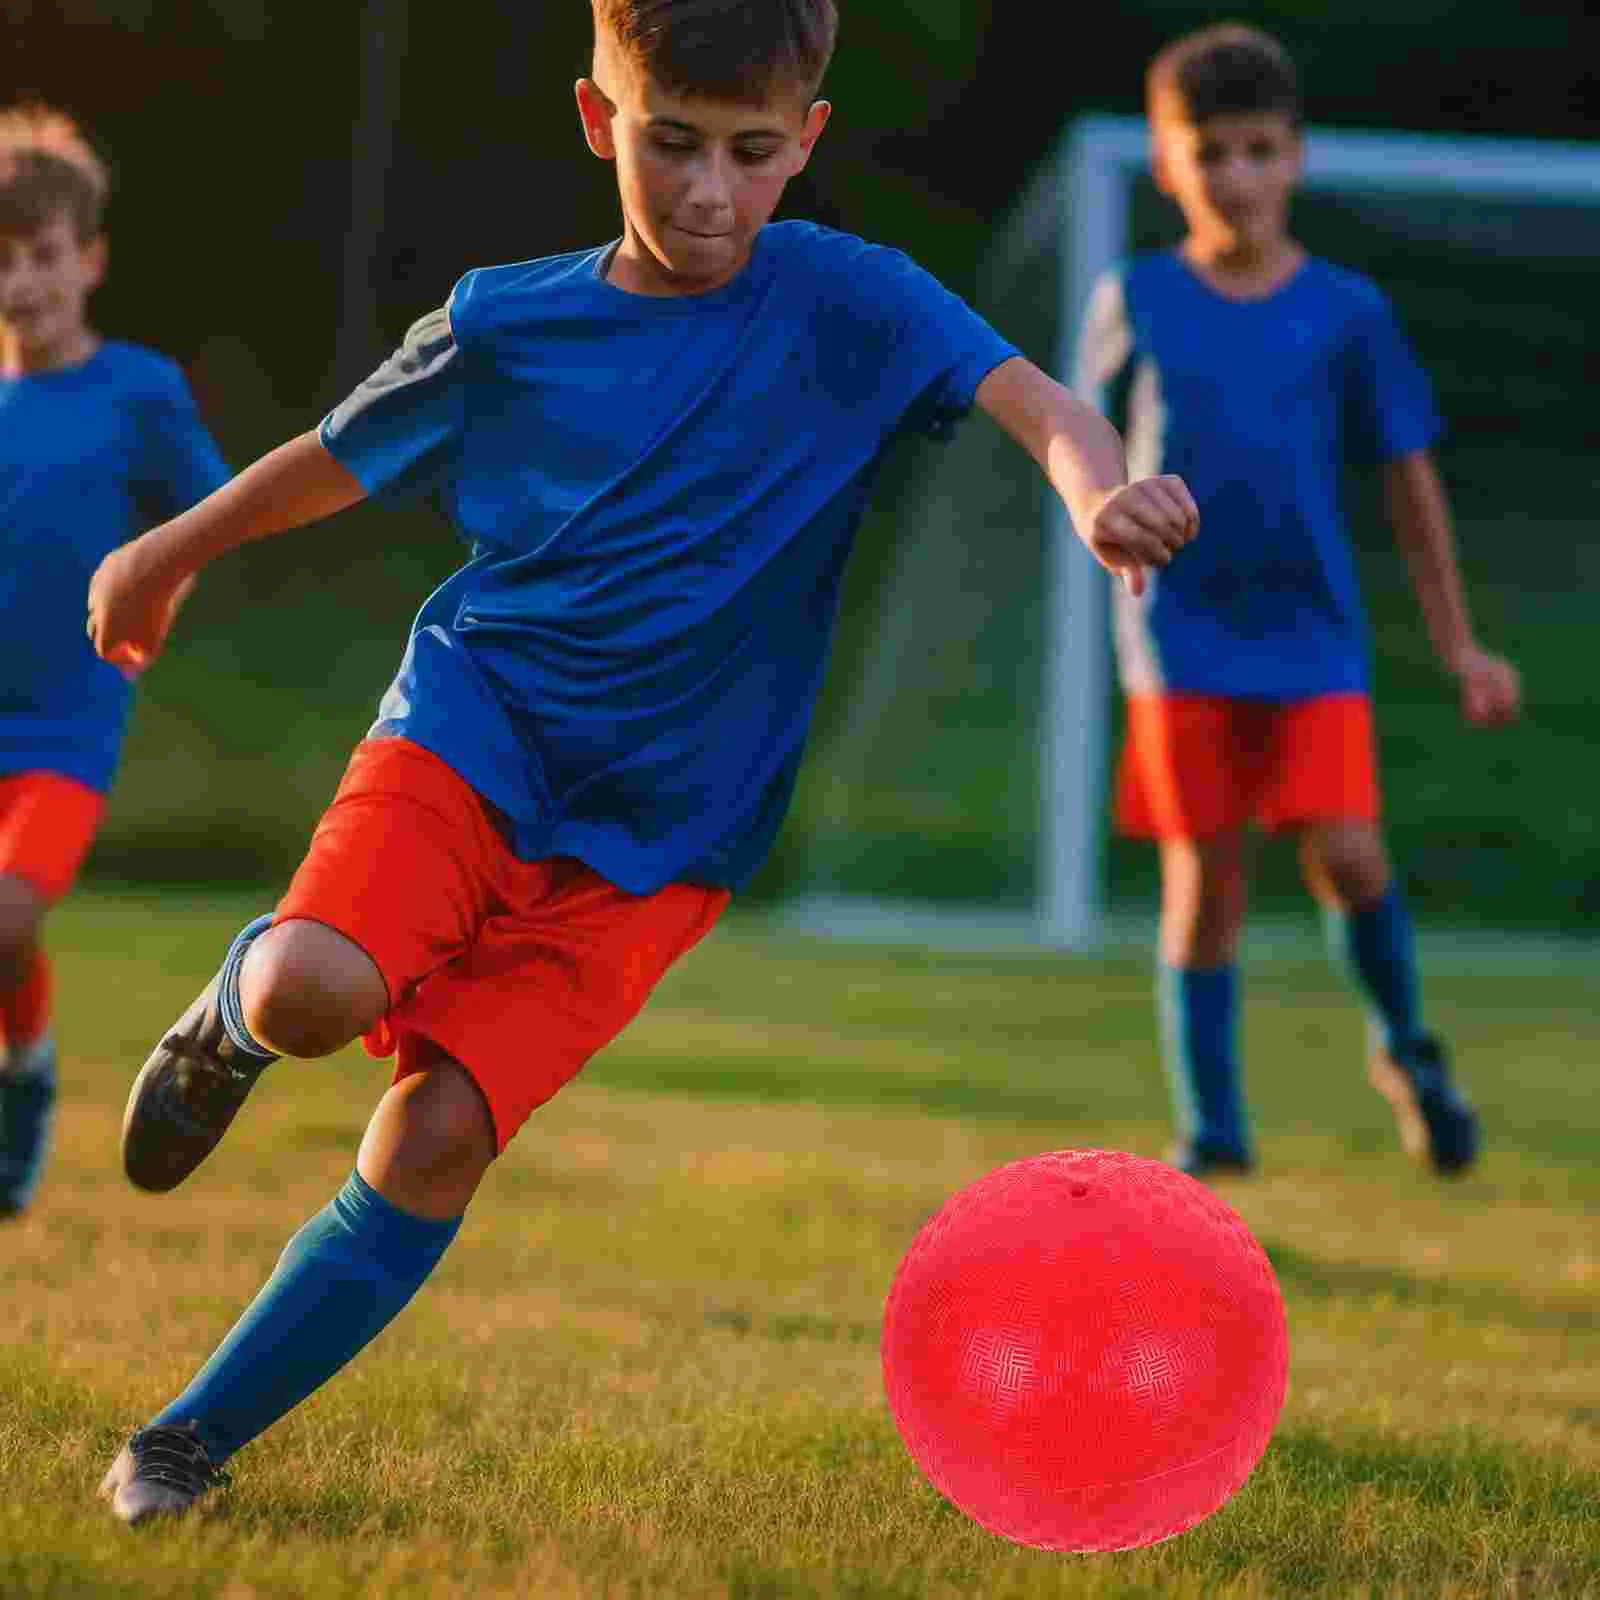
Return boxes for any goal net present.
[775,116,1600,948]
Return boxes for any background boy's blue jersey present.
[320,220,1019,894]
[0,341,230,791]
[1079,252,1442,700]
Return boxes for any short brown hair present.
[0,104,110,240]
[1146,24,1301,130]
[592,0,838,106]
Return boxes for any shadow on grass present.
[589,1051,1140,1131]
[1262,1239,1593,1337]
[1270,1423,1600,1513]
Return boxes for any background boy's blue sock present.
[152,1171,460,1463]
[0,1037,57,1213]
[1157,963,1248,1157]
[1325,882,1424,1057]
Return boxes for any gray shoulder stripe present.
[324,304,459,440]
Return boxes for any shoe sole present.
[120,979,263,1194]
[98,1445,216,1524]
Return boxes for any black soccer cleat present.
[100,1422,230,1525]
[120,974,272,1193]
[1368,1033,1479,1176]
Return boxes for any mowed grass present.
[2,888,1597,1599]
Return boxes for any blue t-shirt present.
[0,341,231,791]
[320,221,1019,893]
[1077,252,1441,700]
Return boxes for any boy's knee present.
[1301,822,1388,908]
[0,879,43,988]
[1160,834,1250,964]
[240,921,387,1059]
[394,1068,496,1169]
[0,938,29,993]
[358,1065,498,1214]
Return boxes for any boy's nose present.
[684,152,736,215]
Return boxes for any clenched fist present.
[1083,475,1200,596]
[85,537,196,677]
[1448,642,1521,729]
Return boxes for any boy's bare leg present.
[1297,818,1390,911]
[357,1060,497,1220]
[240,920,388,1059]
[0,874,45,992]
[1158,829,1252,968]
[102,1056,490,1522]
[0,874,53,1216]
[120,917,387,1193]
[1301,819,1478,1174]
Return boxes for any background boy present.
[1076,24,1521,1181]
[0,105,229,1218]
[87,0,1198,1523]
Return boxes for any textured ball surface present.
[881,1149,1288,1552]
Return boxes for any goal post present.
[777,115,1600,952]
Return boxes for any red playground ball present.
[881,1149,1288,1552]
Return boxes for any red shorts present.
[1116,692,1380,841]
[0,771,107,902]
[275,737,730,1152]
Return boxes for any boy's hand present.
[86,537,194,677]
[1448,642,1521,727]
[1083,475,1199,597]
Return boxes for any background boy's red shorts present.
[0,771,107,902]
[275,736,729,1152]
[1116,692,1381,841]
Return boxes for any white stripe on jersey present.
[1113,353,1170,695]
[1077,271,1169,696]
[1073,271,1132,403]
[323,304,459,442]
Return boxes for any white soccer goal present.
[777,115,1600,951]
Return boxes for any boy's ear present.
[1148,130,1174,196]
[575,78,618,161]
[787,99,831,177]
[83,233,108,290]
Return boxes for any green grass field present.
[2,888,1597,1598]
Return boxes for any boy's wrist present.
[141,519,206,585]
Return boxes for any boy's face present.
[0,210,104,368]
[576,52,830,296]
[1151,111,1302,258]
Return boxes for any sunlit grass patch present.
[1,891,1595,1596]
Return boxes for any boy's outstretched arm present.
[87,431,367,673]
[975,356,1198,596]
[1382,448,1521,727]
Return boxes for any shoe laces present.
[127,1423,231,1494]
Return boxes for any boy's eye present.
[652,137,697,156]
[736,146,779,166]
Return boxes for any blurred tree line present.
[2,0,1595,922]
[8,0,1594,398]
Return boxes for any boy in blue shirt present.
[88,0,1200,1522]
[0,106,229,1219]
[1077,24,1521,1182]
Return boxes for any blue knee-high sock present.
[1157,964,1248,1157]
[0,1037,56,1212]
[152,1171,460,1463]
[1326,882,1424,1057]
